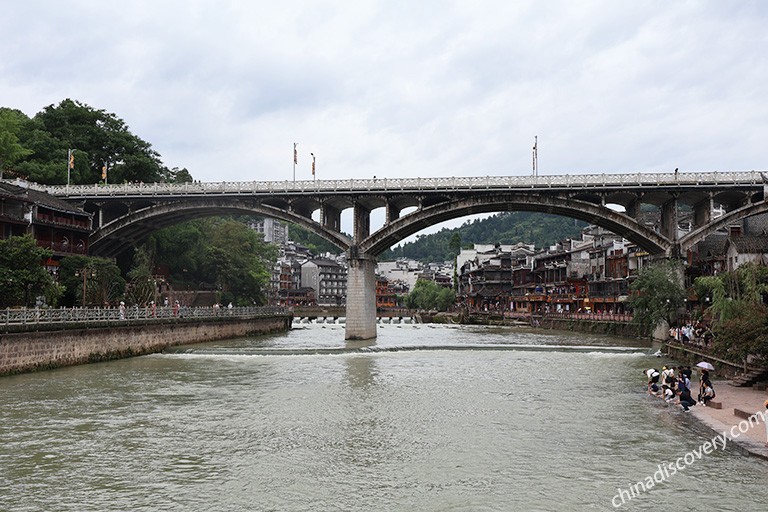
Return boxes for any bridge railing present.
[27,170,766,197]
[0,305,291,326]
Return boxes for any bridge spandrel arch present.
[680,201,768,254]
[359,193,673,257]
[89,198,353,258]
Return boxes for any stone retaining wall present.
[431,312,647,338]
[540,317,646,337]
[0,315,292,376]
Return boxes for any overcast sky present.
[1,1,766,186]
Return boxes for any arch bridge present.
[41,170,768,340]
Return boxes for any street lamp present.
[75,267,96,307]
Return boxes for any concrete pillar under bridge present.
[345,253,377,340]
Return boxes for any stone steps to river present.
[728,368,768,387]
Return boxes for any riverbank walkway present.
[690,383,768,460]
[1,305,290,326]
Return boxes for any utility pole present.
[532,136,538,177]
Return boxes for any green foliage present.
[380,212,587,262]
[168,167,194,183]
[0,235,63,307]
[695,263,768,324]
[627,260,685,331]
[709,303,768,362]
[5,99,175,185]
[58,255,125,306]
[448,232,462,256]
[203,218,278,305]
[694,263,768,362]
[0,108,33,177]
[126,246,156,306]
[404,280,455,312]
[149,217,278,305]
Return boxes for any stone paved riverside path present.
[690,381,768,460]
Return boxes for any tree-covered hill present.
[1,99,190,185]
[379,212,588,262]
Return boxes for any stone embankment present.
[428,311,646,338]
[0,311,292,376]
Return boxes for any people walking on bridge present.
[119,301,126,320]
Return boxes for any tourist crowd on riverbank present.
[668,322,714,349]
[645,365,716,412]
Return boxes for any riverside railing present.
[21,170,767,198]
[1,306,292,326]
[506,310,634,323]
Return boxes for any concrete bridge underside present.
[88,192,676,341]
[59,170,767,340]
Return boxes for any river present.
[0,323,765,511]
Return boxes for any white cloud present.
[1,0,766,186]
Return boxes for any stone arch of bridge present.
[89,198,353,257]
[358,193,673,256]
[679,200,768,254]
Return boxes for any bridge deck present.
[32,170,767,198]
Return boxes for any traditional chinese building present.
[0,180,92,274]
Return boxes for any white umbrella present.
[696,361,715,371]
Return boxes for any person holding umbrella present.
[696,361,715,405]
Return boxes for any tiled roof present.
[727,235,768,255]
[695,234,728,258]
[0,181,88,216]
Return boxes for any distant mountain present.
[379,212,588,262]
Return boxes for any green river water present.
[0,323,765,511]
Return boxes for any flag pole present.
[311,153,316,181]
[67,149,75,186]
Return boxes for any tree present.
[695,263,768,324]
[448,232,462,256]
[0,235,63,307]
[0,108,33,178]
[14,99,167,185]
[627,259,685,332]
[58,255,126,307]
[126,246,156,306]
[710,303,768,363]
[405,279,455,312]
[149,217,278,305]
[694,262,768,362]
[167,167,194,183]
[201,219,278,305]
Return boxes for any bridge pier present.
[693,195,713,227]
[345,253,377,340]
[660,195,678,242]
